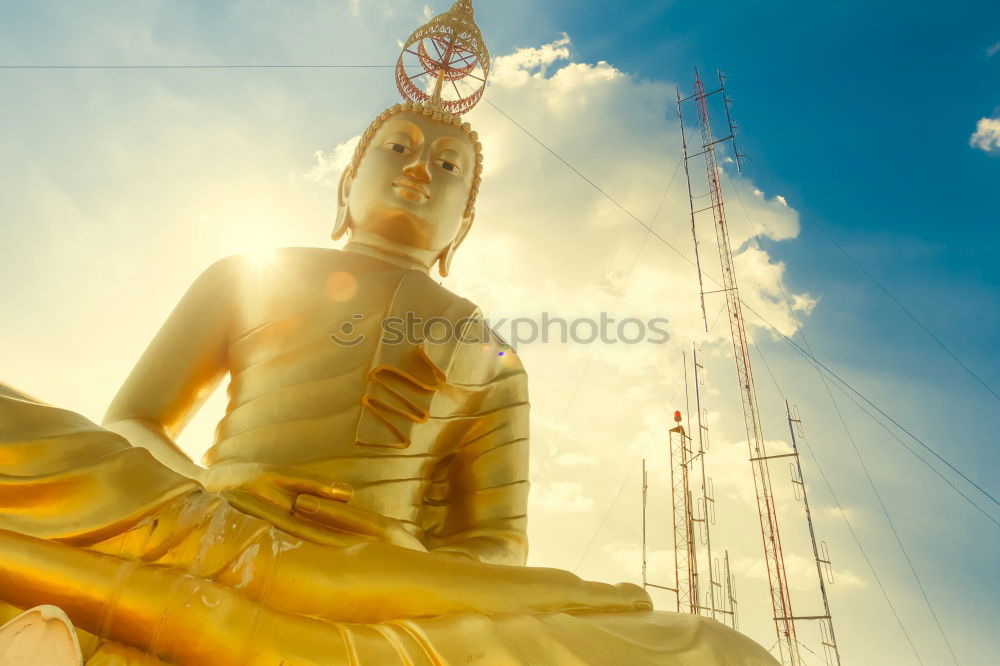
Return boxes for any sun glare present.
[226,221,282,270]
[242,246,278,269]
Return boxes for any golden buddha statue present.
[0,2,778,663]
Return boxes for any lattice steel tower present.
[677,70,798,664]
[642,350,738,630]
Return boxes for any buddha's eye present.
[386,142,408,154]
[437,159,461,174]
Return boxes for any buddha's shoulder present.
[197,247,364,282]
[196,247,483,311]
[198,248,473,298]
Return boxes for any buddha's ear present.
[437,209,475,277]
[332,167,354,241]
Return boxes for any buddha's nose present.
[402,157,431,183]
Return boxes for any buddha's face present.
[341,111,476,255]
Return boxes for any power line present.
[750,310,999,513]
[824,369,999,528]
[482,97,684,246]
[821,227,999,404]
[0,64,395,69]
[796,640,827,666]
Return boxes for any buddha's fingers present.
[264,468,353,503]
[220,489,374,549]
[205,463,353,506]
[292,494,427,551]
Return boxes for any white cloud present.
[490,35,572,88]
[970,116,1000,153]
[305,136,359,188]
[790,292,819,316]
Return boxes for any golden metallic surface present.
[0,3,779,662]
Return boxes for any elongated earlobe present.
[333,168,354,241]
[437,243,456,277]
[436,210,475,277]
[332,206,351,241]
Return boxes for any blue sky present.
[0,1,997,664]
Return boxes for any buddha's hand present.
[201,461,354,512]
[201,462,426,552]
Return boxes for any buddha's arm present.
[102,256,241,482]
[422,340,530,566]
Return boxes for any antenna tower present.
[786,402,842,665]
[668,407,699,613]
[642,350,737,629]
[677,69,799,664]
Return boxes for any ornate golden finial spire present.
[394,0,490,115]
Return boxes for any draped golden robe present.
[0,248,777,664]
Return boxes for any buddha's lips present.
[393,179,430,200]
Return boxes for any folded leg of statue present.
[0,533,775,666]
[0,384,776,665]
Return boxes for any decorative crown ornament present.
[394,0,490,115]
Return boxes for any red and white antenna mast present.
[643,350,738,630]
[668,408,699,613]
[677,70,799,664]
